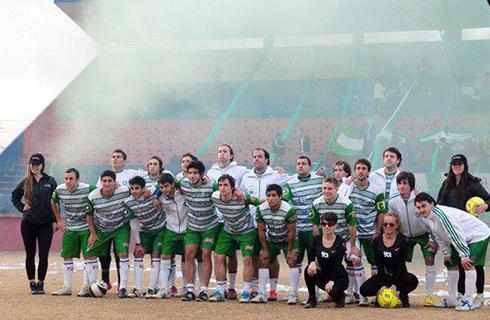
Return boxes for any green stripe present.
[433,207,470,256]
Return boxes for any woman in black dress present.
[304,212,348,308]
[359,212,418,307]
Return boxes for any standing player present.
[415,193,490,311]
[309,177,361,304]
[252,184,299,304]
[176,153,198,180]
[333,161,351,186]
[143,156,171,187]
[388,172,437,307]
[369,147,402,200]
[339,159,387,306]
[282,156,323,304]
[51,168,97,296]
[124,176,166,298]
[86,170,133,298]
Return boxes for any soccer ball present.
[377,288,400,308]
[466,197,485,217]
[89,280,108,298]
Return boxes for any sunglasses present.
[383,222,396,228]
[320,221,336,227]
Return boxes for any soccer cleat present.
[358,296,369,306]
[127,288,143,298]
[344,293,357,304]
[473,294,484,309]
[118,288,131,298]
[423,295,434,307]
[170,286,178,297]
[209,291,225,302]
[52,287,72,296]
[455,298,475,311]
[251,294,267,303]
[78,285,91,297]
[145,288,156,299]
[36,282,45,294]
[287,292,298,305]
[239,291,251,303]
[304,297,317,309]
[226,288,237,300]
[181,291,196,302]
[456,293,464,305]
[250,291,258,299]
[196,291,208,302]
[175,288,187,297]
[435,298,458,308]
[154,289,168,299]
[30,281,38,295]
[267,290,278,302]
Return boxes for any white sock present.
[425,265,436,295]
[251,278,258,292]
[288,267,300,294]
[464,269,477,302]
[119,258,130,289]
[170,262,177,287]
[258,268,269,296]
[197,262,203,287]
[371,265,378,276]
[133,258,144,291]
[447,269,459,303]
[200,285,208,293]
[216,281,226,294]
[185,283,195,293]
[83,261,89,286]
[243,282,251,293]
[346,266,355,295]
[63,261,74,289]
[355,266,366,296]
[160,259,171,292]
[149,258,160,290]
[181,259,188,285]
[270,278,278,291]
[229,272,237,289]
[87,259,99,283]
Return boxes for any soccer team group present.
[47,145,490,311]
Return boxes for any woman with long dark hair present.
[437,154,490,308]
[11,153,58,294]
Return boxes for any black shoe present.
[182,291,196,302]
[304,297,317,309]
[196,291,208,302]
[30,281,38,295]
[36,282,45,294]
[335,293,345,308]
[400,296,410,308]
[118,288,129,298]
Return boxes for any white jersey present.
[96,168,146,188]
[422,205,490,258]
[388,191,430,238]
[159,189,187,234]
[369,168,400,201]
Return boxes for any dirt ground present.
[0,252,489,320]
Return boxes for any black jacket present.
[372,233,409,281]
[437,176,490,212]
[11,173,57,223]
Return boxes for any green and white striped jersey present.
[51,183,96,232]
[178,178,219,232]
[256,201,297,243]
[309,194,355,242]
[211,191,258,235]
[283,174,323,232]
[124,187,165,233]
[348,182,386,238]
[87,186,131,233]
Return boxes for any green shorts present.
[297,230,314,264]
[448,236,490,267]
[184,225,220,251]
[215,229,256,257]
[161,229,185,256]
[359,238,376,265]
[406,233,435,262]
[86,224,131,257]
[266,240,299,263]
[61,230,90,259]
[141,228,166,254]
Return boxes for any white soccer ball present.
[89,279,108,298]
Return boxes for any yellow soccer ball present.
[466,196,485,217]
[377,288,401,308]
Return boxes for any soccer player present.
[369,147,402,200]
[415,193,490,311]
[51,168,97,296]
[388,172,437,307]
[252,184,299,304]
[282,156,323,304]
[333,160,351,186]
[143,156,171,187]
[86,170,133,298]
[124,176,166,298]
[209,174,262,303]
[176,152,198,180]
[310,177,361,304]
[339,158,387,306]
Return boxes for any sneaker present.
[196,291,208,302]
[128,288,143,298]
[226,288,237,300]
[30,281,38,295]
[170,286,178,297]
[435,298,458,308]
[304,297,317,309]
[423,295,434,307]
[51,287,72,296]
[175,288,187,297]
[455,298,475,311]
[287,292,298,305]
[456,293,464,304]
[209,291,225,302]
[359,296,369,307]
[400,295,410,308]
[154,289,168,299]
[250,291,258,299]
[145,289,156,299]
[118,288,130,298]
[473,294,484,309]
[78,285,91,297]
[251,294,267,303]
[36,282,45,295]
[239,291,251,303]
[182,291,196,302]
[344,293,357,304]
[268,290,278,302]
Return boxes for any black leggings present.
[360,273,418,299]
[99,240,120,285]
[304,268,348,302]
[458,266,485,295]
[20,220,53,281]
